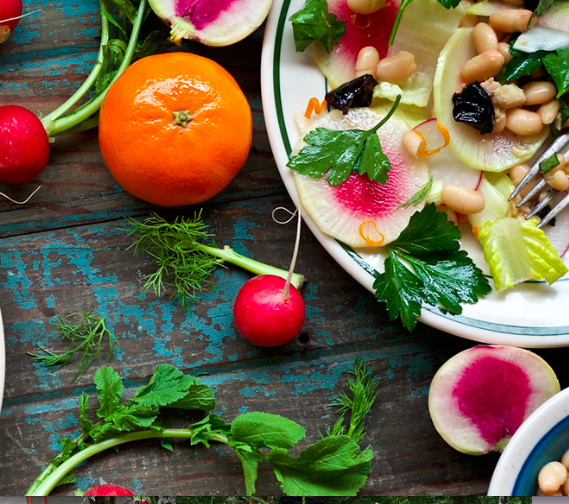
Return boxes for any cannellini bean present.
[376,51,416,83]
[347,0,386,14]
[561,448,569,470]
[355,46,380,79]
[441,184,485,215]
[505,108,544,136]
[503,0,524,5]
[546,169,569,192]
[489,9,536,33]
[461,50,505,83]
[497,42,513,63]
[509,163,529,186]
[493,112,507,133]
[538,99,561,125]
[401,130,423,157]
[538,461,567,496]
[523,81,557,106]
[473,23,499,54]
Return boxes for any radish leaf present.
[230,412,306,450]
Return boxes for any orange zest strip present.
[359,220,385,246]
[351,13,371,30]
[416,123,451,158]
[304,97,328,119]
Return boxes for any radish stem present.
[0,9,41,24]
[282,207,302,300]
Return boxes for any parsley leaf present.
[543,47,569,98]
[289,0,345,53]
[373,204,490,331]
[552,99,569,138]
[504,49,547,81]
[533,0,555,16]
[287,95,400,186]
[540,153,560,174]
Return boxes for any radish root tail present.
[272,206,302,301]
[0,185,41,205]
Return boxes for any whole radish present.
[0,105,49,184]
[0,0,22,44]
[84,484,136,496]
[233,208,306,347]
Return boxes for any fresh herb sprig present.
[26,360,376,497]
[373,204,491,331]
[287,95,401,186]
[397,177,434,209]
[27,312,120,382]
[289,0,345,53]
[125,212,305,308]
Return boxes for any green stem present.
[198,244,306,290]
[41,0,109,132]
[46,0,147,137]
[370,94,401,134]
[26,428,229,496]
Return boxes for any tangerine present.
[98,52,252,207]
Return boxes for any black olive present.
[523,0,539,10]
[452,81,495,135]
[325,74,378,114]
[537,206,556,227]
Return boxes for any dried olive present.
[325,74,378,114]
[452,82,495,134]
[523,0,539,11]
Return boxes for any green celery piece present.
[468,173,512,229]
[289,0,345,53]
[230,412,306,451]
[133,364,199,408]
[543,48,569,98]
[478,217,568,291]
[267,435,373,496]
[94,366,124,420]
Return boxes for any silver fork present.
[509,130,569,228]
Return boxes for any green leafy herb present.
[287,95,401,186]
[373,204,491,331]
[540,153,560,174]
[26,360,377,497]
[533,0,555,16]
[552,99,569,138]
[397,177,434,209]
[27,312,120,382]
[543,47,569,98]
[289,0,345,53]
[125,212,305,308]
[388,0,460,45]
[504,48,547,81]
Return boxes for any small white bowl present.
[488,387,569,496]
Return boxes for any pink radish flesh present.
[233,275,305,347]
[413,118,482,190]
[0,0,22,43]
[84,485,136,496]
[0,105,49,184]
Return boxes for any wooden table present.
[1,0,567,496]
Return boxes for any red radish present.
[84,484,136,496]
[429,345,560,455]
[233,208,305,347]
[0,105,49,184]
[0,0,22,44]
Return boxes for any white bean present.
[441,185,485,214]
[489,9,536,33]
[538,99,561,125]
[347,0,386,14]
[355,46,380,79]
[523,81,557,106]
[473,23,499,54]
[505,108,544,136]
[561,448,569,470]
[538,461,567,496]
[376,51,416,83]
[461,50,504,83]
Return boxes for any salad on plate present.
[262,0,569,343]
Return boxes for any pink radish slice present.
[413,118,482,190]
[313,0,400,88]
[543,196,569,257]
[0,0,22,43]
[293,108,428,248]
[429,345,560,455]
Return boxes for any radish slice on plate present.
[543,197,569,257]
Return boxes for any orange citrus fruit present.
[98,52,252,207]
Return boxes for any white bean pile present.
[537,449,569,495]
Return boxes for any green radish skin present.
[293,108,429,248]
[433,28,549,172]
[428,345,560,455]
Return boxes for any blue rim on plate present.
[261,0,569,347]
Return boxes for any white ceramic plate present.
[261,0,569,348]
[0,309,4,413]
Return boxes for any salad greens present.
[373,204,491,331]
[287,96,401,186]
[26,359,378,497]
[289,0,345,53]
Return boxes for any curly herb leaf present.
[289,0,345,53]
[543,47,569,98]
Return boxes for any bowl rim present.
[488,387,569,496]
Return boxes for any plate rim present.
[260,0,569,348]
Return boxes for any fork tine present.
[537,192,569,228]
[517,177,547,207]
[509,163,539,201]
[526,189,555,218]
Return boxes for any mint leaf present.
[289,0,345,53]
[94,366,124,420]
[230,412,306,450]
[540,153,560,174]
[133,364,196,408]
[165,376,216,411]
[236,449,264,496]
[268,435,373,496]
[543,48,569,98]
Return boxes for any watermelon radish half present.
[148,0,273,46]
[429,345,560,455]
[292,108,429,248]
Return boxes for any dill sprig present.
[397,176,434,209]
[124,212,305,309]
[27,311,120,382]
[325,356,380,444]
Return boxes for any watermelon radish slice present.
[148,0,273,46]
[433,28,549,172]
[543,195,569,257]
[292,108,429,248]
[412,118,482,190]
[429,345,560,455]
